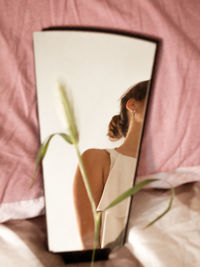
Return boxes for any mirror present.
[33,27,158,254]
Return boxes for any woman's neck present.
[116,119,143,157]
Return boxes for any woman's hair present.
[107,80,150,141]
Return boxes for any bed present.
[1,0,200,266]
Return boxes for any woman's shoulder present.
[82,148,110,162]
[81,149,111,185]
[82,148,110,164]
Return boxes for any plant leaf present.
[30,132,72,188]
[59,133,73,144]
[104,179,158,211]
[144,183,174,228]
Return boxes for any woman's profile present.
[73,80,150,249]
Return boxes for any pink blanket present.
[0,0,200,220]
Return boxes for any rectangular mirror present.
[33,27,158,258]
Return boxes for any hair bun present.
[107,115,123,141]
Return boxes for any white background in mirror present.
[34,31,156,251]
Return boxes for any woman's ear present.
[126,98,136,112]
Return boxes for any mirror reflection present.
[33,29,157,252]
[73,80,149,249]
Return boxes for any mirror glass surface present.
[33,28,157,252]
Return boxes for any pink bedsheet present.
[0,182,199,267]
[0,0,200,217]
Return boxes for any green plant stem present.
[74,143,97,221]
[91,212,102,267]
[74,143,99,264]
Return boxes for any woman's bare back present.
[73,148,111,248]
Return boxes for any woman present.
[73,80,149,249]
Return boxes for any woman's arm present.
[73,149,110,249]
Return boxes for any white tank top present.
[97,148,137,248]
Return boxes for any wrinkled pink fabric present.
[0,1,200,210]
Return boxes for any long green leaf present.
[103,177,174,229]
[144,183,174,228]
[104,179,158,211]
[30,132,72,188]
[59,133,73,144]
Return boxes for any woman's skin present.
[73,98,146,249]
